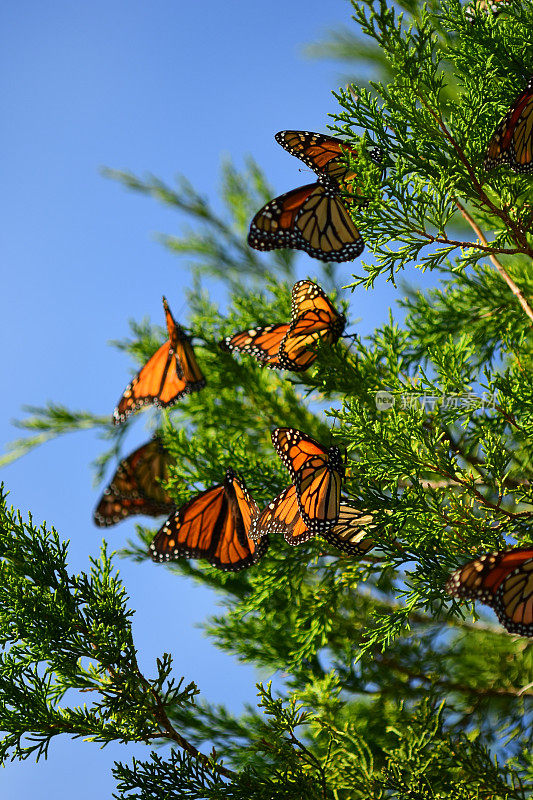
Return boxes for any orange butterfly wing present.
[484,76,533,174]
[277,323,320,370]
[220,281,346,373]
[251,485,374,554]
[94,437,175,526]
[251,485,313,546]
[248,182,364,263]
[150,469,267,572]
[290,280,339,319]
[297,454,343,530]
[248,130,385,262]
[219,324,290,368]
[275,130,383,186]
[446,547,533,636]
[276,280,346,371]
[271,428,344,532]
[113,297,206,424]
[495,558,533,636]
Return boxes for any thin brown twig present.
[440,426,531,490]
[424,460,533,519]
[494,404,524,432]
[411,226,524,256]
[456,200,533,326]
[377,655,533,699]
[287,730,328,798]
[417,94,532,251]
[135,671,235,780]
[77,623,236,780]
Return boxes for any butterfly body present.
[484,77,533,174]
[150,468,267,572]
[271,427,344,533]
[93,437,175,526]
[113,297,206,424]
[446,547,533,636]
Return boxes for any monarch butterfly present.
[275,130,383,186]
[220,280,346,372]
[445,547,533,637]
[149,468,268,572]
[248,181,364,263]
[278,280,346,371]
[93,437,175,526]
[248,131,380,262]
[113,297,206,424]
[271,428,344,533]
[484,76,533,174]
[250,483,374,555]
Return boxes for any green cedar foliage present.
[2,0,533,796]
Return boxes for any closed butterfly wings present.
[271,428,344,533]
[94,437,175,526]
[484,76,533,174]
[321,504,375,556]
[150,468,268,572]
[250,483,374,556]
[446,547,533,636]
[113,297,206,424]
[248,130,375,262]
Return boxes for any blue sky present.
[0,2,439,797]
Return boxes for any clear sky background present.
[0,2,439,797]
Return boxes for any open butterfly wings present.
[484,76,533,174]
[275,130,357,182]
[220,280,346,373]
[248,130,379,263]
[248,181,364,263]
[271,428,344,533]
[277,280,346,371]
[275,130,383,185]
[150,468,268,572]
[446,548,533,637]
[113,297,206,424]
[251,485,315,546]
[250,483,374,555]
[94,438,175,526]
